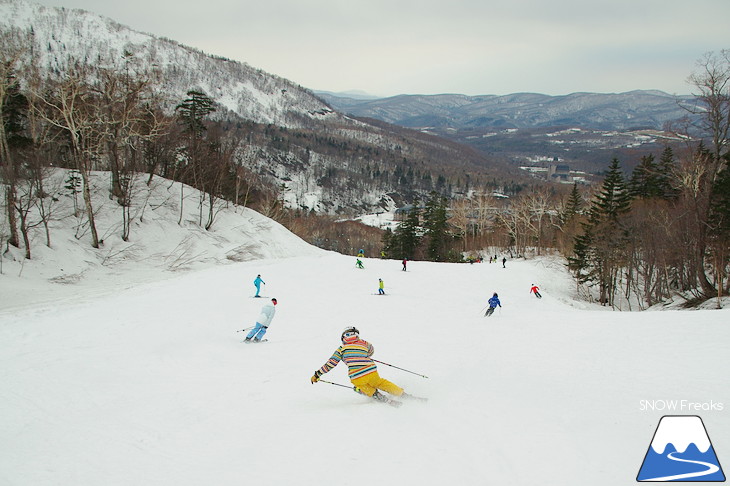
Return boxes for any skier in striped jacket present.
[311,327,417,404]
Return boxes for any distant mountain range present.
[315,90,695,131]
[317,90,698,174]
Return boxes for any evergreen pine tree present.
[629,154,662,199]
[657,146,680,200]
[709,157,730,238]
[567,225,596,285]
[381,228,392,257]
[569,158,632,305]
[176,90,215,136]
[1,72,32,250]
[423,192,450,261]
[399,203,421,259]
[386,203,421,259]
[174,90,216,224]
[589,158,632,223]
[561,182,582,225]
[3,77,31,150]
[708,156,730,289]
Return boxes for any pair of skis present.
[371,391,429,407]
[320,379,428,407]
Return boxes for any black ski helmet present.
[341,326,359,341]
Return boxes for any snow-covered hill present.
[0,169,324,312]
[1,170,728,486]
[1,0,518,215]
[0,0,338,128]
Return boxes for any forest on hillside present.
[1,25,728,309]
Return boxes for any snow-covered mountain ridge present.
[1,0,520,214]
[318,90,699,174]
[0,0,338,128]
[317,90,695,132]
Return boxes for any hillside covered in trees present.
[1,1,728,309]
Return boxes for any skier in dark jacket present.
[485,293,501,317]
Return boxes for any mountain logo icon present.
[637,415,725,482]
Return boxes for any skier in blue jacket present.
[253,274,265,297]
[485,292,501,317]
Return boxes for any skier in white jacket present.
[244,298,277,343]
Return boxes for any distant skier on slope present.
[530,284,542,299]
[244,298,277,342]
[253,274,265,297]
[378,278,385,295]
[356,259,364,269]
[402,258,407,271]
[485,292,501,317]
[310,327,422,405]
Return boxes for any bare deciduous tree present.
[682,50,730,296]
[31,64,102,248]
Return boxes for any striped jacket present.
[318,339,377,380]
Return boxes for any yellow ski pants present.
[351,371,403,397]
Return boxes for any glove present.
[311,370,322,384]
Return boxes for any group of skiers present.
[483,285,541,316]
[483,255,507,268]
[243,275,420,403]
[352,255,405,294]
[243,262,544,404]
[356,257,407,272]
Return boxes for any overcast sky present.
[30,0,730,97]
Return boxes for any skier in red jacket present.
[530,284,542,299]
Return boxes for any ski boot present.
[372,391,402,407]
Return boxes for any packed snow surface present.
[1,202,728,486]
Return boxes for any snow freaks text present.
[639,400,724,412]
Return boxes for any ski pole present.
[237,326,254,333]
[372,359,428,379]
[319,379,353,389]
